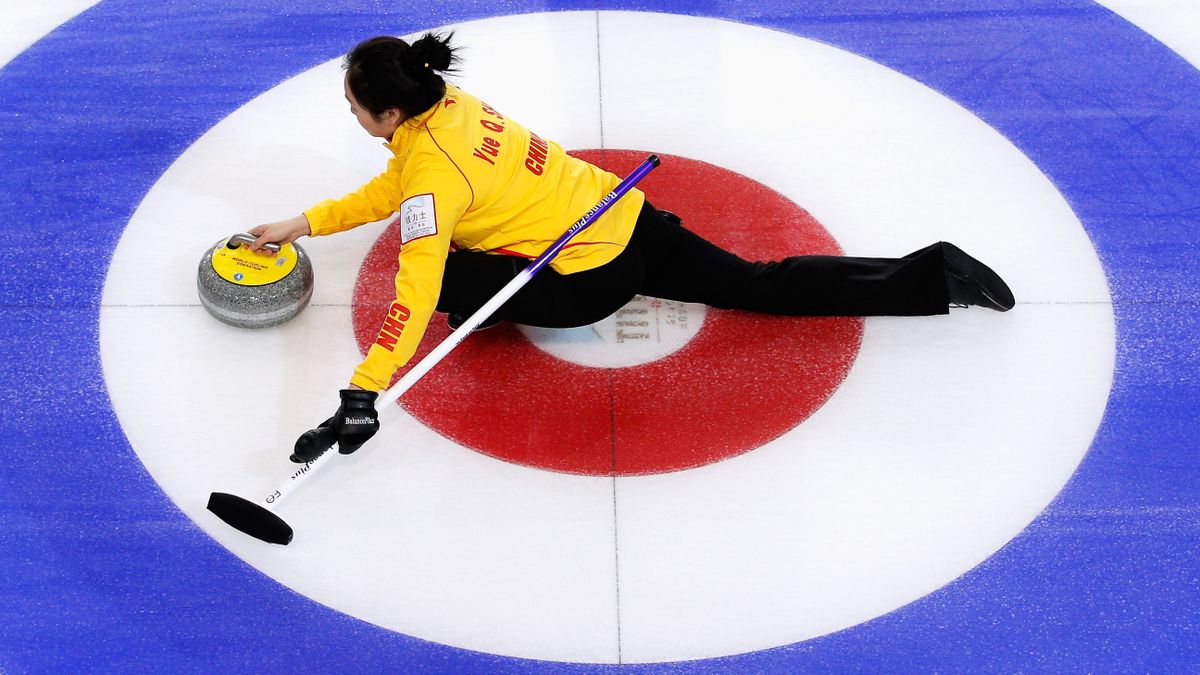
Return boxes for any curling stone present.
[197,233,314,329]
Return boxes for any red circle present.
[353,150,862,475]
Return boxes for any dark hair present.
[344,32,460,119]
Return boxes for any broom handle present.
[262,154,661,510]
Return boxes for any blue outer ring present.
[1,1,1198,671]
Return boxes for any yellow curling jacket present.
[304,84,645,391]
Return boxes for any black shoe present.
[942,242,1015,311]
[448,312,501,331]
[657,209,682,225]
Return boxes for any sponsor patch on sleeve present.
[399,193,438,245]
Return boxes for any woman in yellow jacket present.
[248,33,1014,463]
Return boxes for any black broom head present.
[207,492,294,545]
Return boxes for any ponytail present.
[409,32,457,72]
[344,32,460,119]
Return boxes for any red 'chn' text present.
[525,132,548,176]
[375,302,411,351]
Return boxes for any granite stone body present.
[197,239,314,328]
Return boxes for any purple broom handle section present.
[525,154,660,276]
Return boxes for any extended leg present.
[630,203,952,316]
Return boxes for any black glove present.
[290,389,380,463]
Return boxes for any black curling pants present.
[435,200,951,327]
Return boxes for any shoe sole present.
[942,243,1015,311]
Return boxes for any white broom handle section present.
[257,265,550,510]
[259,449,336,511]
[376,267,534,409]
[265,265,535,509]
